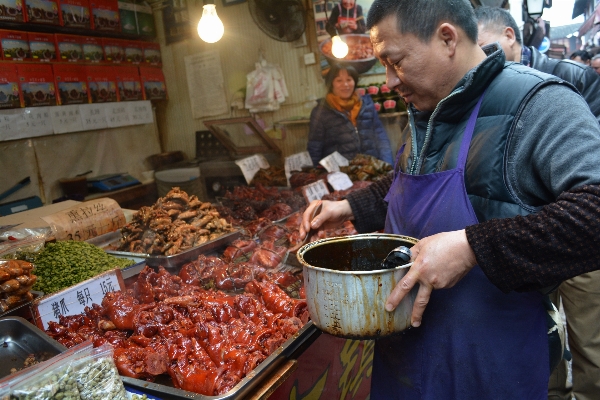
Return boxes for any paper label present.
[51,104,84,134]
[16,107,54,138]
[105,103,132,127]
[33,269,123,330]
[79,103,108,130]
[284,151,313,184]
[319,151,349,172]
[0,109,24,141]
[41,198,126,241]
[327,171,354,191]
[301,179,330,203]
[235,154,270,185]
[128,100,154,125]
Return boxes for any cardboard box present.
[0,64,22,109]
[135,0,155,37]
[55,33,83,62]
[0,30,29,61]
[17,64,57,107]
[28,32,56,62]
[0,0,25,22]
[114,65,141,101]
[139,65,166,101]
[118,0,135,34]
[123,40,142,64]
[102,37,124,63]
[90,0,119,32]
[59,0,90,28]
[53,64,89,105]
[82,36,103,62]
[86,65,117,103]
[24,0,59,24]
[142,41,160,66]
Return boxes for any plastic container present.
[154,167,206,200]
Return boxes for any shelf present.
[275,112,407,126]
[0,20,156,41]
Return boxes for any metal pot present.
[297,233,418,339]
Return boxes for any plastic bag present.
[72,343,127,400]
[245,61,289,113]
[0,228,51,260]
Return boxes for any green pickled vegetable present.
[31,241,135,295]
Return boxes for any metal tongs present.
[381,246,412,269]
[289,202,323,253]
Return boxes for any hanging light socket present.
[197,1,224,43]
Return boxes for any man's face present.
[370,15,452,112]
[591,58,600,75]
[477,25,517,62]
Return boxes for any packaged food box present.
[86,65,117,103]
[117,0,135,34]
[82,36,104,62]
[53,64,89,105]
[24,0,59,24]
[114,65,141,101]
[16,64,57,107]
[102,37,124,63]
[0,64,22,109]
[139,65,166,101]
[55,33,83,62]
[28,32,56,62]
[59,0,90,28]
[135,0,155,37]
[142,41,161,65]
[0,30,29,61]
[0,0,25,22]
[90,0,119,32]
[123,40,142,64]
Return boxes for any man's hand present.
[386,230,477,327]
[299,199,354,238]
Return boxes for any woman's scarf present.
[326,92,362,127]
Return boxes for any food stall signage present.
[32,268,125,330]
[327,172,353,191]
[284,151,313,185]
[235,154,270,185]
[106,103,132,127]
[52,104,84,133]
[302,179,330,203]
[319,151,349,173]
[79,103,108,130]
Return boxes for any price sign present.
[79,103,108,130]
[16,107,53,138]
[327,171,354,191]
[284,151,313,185]
[301,179,330,203]
[32,269,125,330]
[51,104,83,134]
[106,103,132,128]
[235,154,270,185]
[128,101,154,125]
[319,151,349,172]
[0,109,23,141]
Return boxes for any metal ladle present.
[381,246,412,269]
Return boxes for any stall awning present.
[573,0,589,19]
[579,5,600,37]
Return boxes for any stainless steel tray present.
[121,321,319,400]
[0,316,67,380]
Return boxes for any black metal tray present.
[0,316,67,380]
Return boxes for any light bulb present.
[331,35,348,59]
[197,4,224,43]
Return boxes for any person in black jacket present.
[476,6,600,125]
[476,7,600,400]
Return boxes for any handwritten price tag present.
[16,107,53,138]
[33,269,124,330]
[235,154,270,185]
[284,151,313,184]
[319,151,349,172]
[128,100,154,125]
[301,179,330,203]
[327,171,354,191]
[79,103,108,130]
[51,104,84,134]
[106,103,132,128]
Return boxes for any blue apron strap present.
[457,91,486,168]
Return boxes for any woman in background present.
[307,64,393,166]
[326,0,366,35]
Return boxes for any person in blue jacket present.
[307,63,394,166]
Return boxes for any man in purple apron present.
[300,0,600,398]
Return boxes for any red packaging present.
[139,65,167,101]
[86,65,117,103]
[114,65,141,101]
[102,37,124,63]
[24,0,59,24]
[28,32,56,62]
[53,64,89,104]
[0,30,29,61]
[16,64,57,107]
[82,36,103,62]
[55,33,83,62]
[123,40,142,64]
[0,64,22,109]
[90,0,119,32]
[0,0,25,22]
[59,0,90,28]
[142,41,161,66]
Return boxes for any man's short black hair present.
[570,50,592,62]
[366,0,478,44]
[474,6,522,46]
[324,64,359,93]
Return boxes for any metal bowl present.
[297,233,418,339]
[319,34,377,74]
